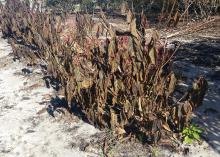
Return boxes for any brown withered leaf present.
[124,100,130,113]
[130,18,139,39]
[183,101,193,115]
[138,97,143,112]
[151,30,160,44]
[27,30,33,44]
[149,47,157,64]
[81,79,93,89]
[110,108,117,129]
[127,10,133,24]
[115,127,126,135]
[162,121,172,132]
[167,73,177,97]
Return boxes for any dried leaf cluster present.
[0,0,208,143]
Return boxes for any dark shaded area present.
[47,96,68,117]
[174,39,220,68]
[21,68,32,75]
[47,95,92,127]
[43,76,61,91]
[70,101,90,124]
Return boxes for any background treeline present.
[46,0,220,19]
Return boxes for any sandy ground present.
[161,36,220,157]
[0,33,101,157]
[170,36,220,157]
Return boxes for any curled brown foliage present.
[0,0,208,144]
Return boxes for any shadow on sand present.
[174,38,220,154]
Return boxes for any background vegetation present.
[46,0,220,18]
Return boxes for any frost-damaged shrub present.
[0,0,208,143]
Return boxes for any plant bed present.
[0,0,208,147]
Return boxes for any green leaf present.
[192,126,203,134]
[182,128,189,134]
[188,129,193,135]
[184,136,193,144]
[193,132,200,140]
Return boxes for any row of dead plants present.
[0,0,208,144]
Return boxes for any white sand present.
[164,38,220,157]
[0,34,100,157]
